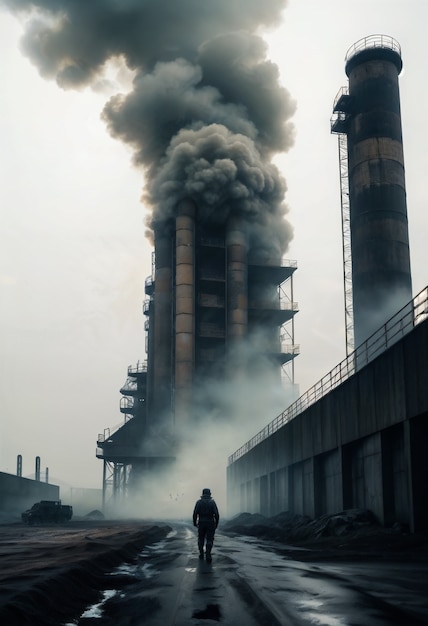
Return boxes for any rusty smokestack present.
[35,456,41,482]
[333,35,412,347]
[226,217,248,350]
[174,199,196,424]
[17,454,22,477]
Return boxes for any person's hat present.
[202,488,211,496]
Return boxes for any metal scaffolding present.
[337,132,354,356]
[331,87,354,356]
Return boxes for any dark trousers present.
[198,521,216,551]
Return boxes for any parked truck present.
[21,500,73,525]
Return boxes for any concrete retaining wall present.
[227,318,428,531]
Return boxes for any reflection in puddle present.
[302,610,344,625]
[299,598,345,625]
[80,589,117,618]
[300,599,323,609]
[307,613,344,625]
[71,533,171,623]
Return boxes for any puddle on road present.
[65,533,172,624]
[299,598,345,626]
[64,590,119,624]
[80,590,118,618]
[303,613,344,625]
[192,603,222,621]
[108,560,158,579]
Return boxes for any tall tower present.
[331,35,412,349]
[97,201,299,504]
[146,203,299,430]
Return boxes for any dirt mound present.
[0,521,171,625]
[222,509,428,561]
[85,509,105,520]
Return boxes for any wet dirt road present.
[73,523,428,625]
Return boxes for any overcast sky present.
[1,0,427,490]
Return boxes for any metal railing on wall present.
[228,286,428,465]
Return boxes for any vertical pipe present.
[345,37,412,346]
[102,460,107,510]
[35,456,40,482]
[226,217,248,370]
[290,272,295,385]
[175,199,196,426]
[113,464,120,502]
[16,454,22,477]
[45,467,49,483]
[150,221,173,423]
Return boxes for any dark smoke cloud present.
[3,0,295,254]
[148,124,292,255]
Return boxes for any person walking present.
[193,488,219,562]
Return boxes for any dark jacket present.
[193,496,219,527]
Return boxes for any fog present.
[106,367,296,521]
[1,1,428,510]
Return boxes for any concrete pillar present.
[175,199,196,427]
[404,417,428,533]
[269,471,276,516]
[303,458,315,518]
[403,420,415,532]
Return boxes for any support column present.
[150,223,173,423]
[175,199,196,427]
[226,217,248,373]
[102,460,107,509]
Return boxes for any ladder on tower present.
[337,132,354,356]
[331,86,354,356]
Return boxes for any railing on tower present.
[345,34,401,62]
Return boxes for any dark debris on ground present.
[221,509,428,562]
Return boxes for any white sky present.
[1,0,427,489]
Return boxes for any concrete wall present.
[0,472,59,515]
[227,318,428,531]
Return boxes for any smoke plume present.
[3,1,298,514]
[3,0,295,255]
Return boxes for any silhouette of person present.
[193,488,219,562]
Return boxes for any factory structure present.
[96,202,299,503]
[227,35,428,532]
[0,34,423,528]
[95,34,428,532]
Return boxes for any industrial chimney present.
[331,35,412,349]
[35,456,41,482]
[96,199,299,501]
